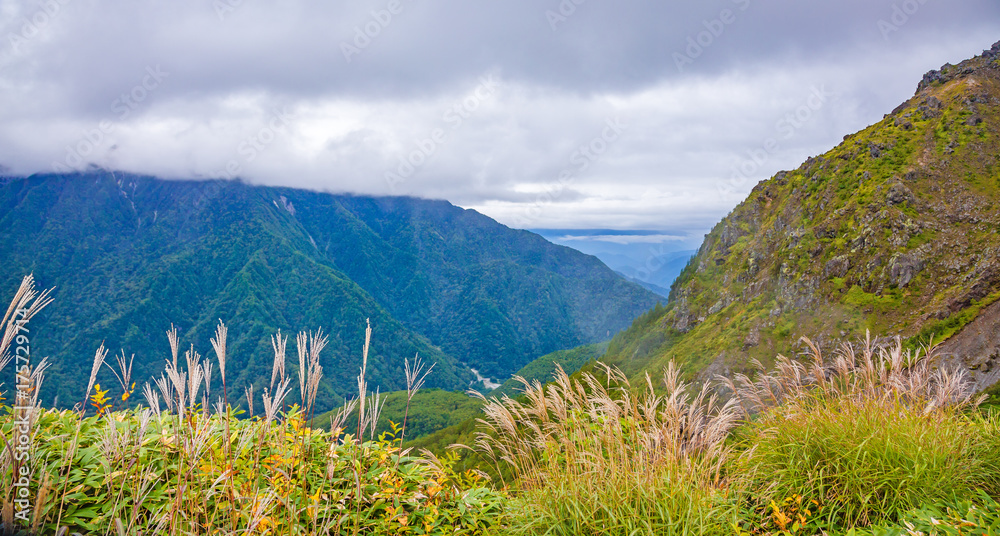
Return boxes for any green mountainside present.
[310,341,606,442]
[490,341,606,399]
[601,42,1000,384]
[310,388,483,442]
[0,173,659,411]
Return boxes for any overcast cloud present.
[1,0,998,234]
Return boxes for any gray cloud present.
[0,0,998,233]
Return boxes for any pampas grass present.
[470,363,741,535]
[727,333,998,531]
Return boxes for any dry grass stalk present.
[296,328,327,418]
[0,275,54,372]
[166,324,179,371]
[210,320,227,385]
[184,344,204,414]
[356,319,372,439]
[244,384,254,417]
[363,387,387,441]
[720,331,977,418]
[399,356,433,445]
[263,378,292,423]
[142,383,162,417]
[270,329,287,391]
[471,362,740,490]
[83,344,109,411]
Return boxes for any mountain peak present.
[915,40,1000,95]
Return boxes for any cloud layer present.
[1,0,998,233]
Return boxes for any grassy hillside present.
[602,42,1000,384]
[308,342,607,453]
[490,341,606,399]
[310,388,482,441]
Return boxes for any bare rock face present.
[889,253,926,288]
[918,70,948,93]
[742,328,761,350]
[982,40,1000,60]
[935,299,1000,392]
[824,255,851,279]
[886,181,916,206]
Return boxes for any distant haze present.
[533,230,700,296]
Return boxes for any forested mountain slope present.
[0,173,659,410]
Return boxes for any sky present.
[1,0,999,242]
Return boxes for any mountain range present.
[0,173,660,411]
[532,229,699,297]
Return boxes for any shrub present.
[726,334,999,530]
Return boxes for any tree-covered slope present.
[0,173,659,410]
[271,191,658,380]
[490,341,606,399]
[602,42,1000,385]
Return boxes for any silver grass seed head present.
[210,320,227,380]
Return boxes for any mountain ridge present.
[0,172,660,411]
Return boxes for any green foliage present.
[908,290,1000,348]
[7,406,505,535]
[732,398,999,529]
[491,342,607,399]
[843,286,902,310]
[311,388,483,441]
[848,492,1000,536]
[982,382,1000,410]
[772,318,795,339]
[501,469,734,536]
